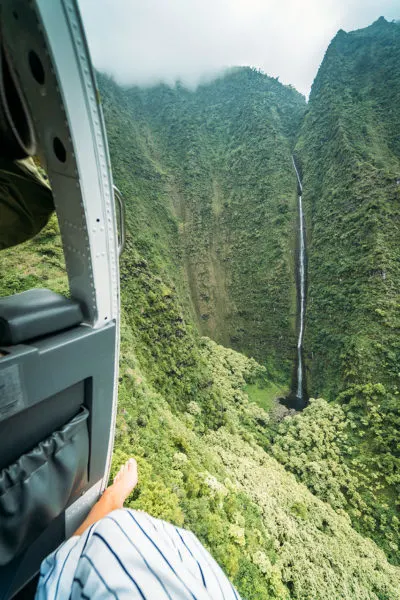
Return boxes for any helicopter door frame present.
[0,0,121,595]
[0,0,121,489]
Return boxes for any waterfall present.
[292,157,305,401]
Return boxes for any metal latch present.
[113,185,125,257]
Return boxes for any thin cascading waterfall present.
[292,156,305,401]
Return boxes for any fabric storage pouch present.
[0,406,89,565]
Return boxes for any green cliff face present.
[295,17,400,560]
[297,17,400,398]
[100,68,306,379]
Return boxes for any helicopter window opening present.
[28,51,45,86]
[53,137,67,163]
[0,159,69,302]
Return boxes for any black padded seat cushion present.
[0,288,83,345]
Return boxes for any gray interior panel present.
[0,320,116,599]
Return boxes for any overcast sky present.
[79,0,399,97]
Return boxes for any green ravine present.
[1,16,400,600]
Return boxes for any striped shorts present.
[35,508,241,600]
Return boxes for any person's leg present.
[73,458,138,536]
[0,157,53,250]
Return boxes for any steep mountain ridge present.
[297,17,400,397]
[98,17,400,564]
[294,16,400,560]
[99,68,306,381]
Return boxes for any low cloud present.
[79,0,399,96]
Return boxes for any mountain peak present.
[372,16,388,25]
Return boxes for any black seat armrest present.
[0,289,83,345]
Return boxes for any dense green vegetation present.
[2,220,400,598]
[1,18,400,599]
[99,68,306,378]
[297,17,400,396]
[295,17,400,560]
[99,39,400,564]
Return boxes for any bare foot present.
[108,458,138,508]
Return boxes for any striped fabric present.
[35,508,241,600]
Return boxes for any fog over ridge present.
[79,0,399,96]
